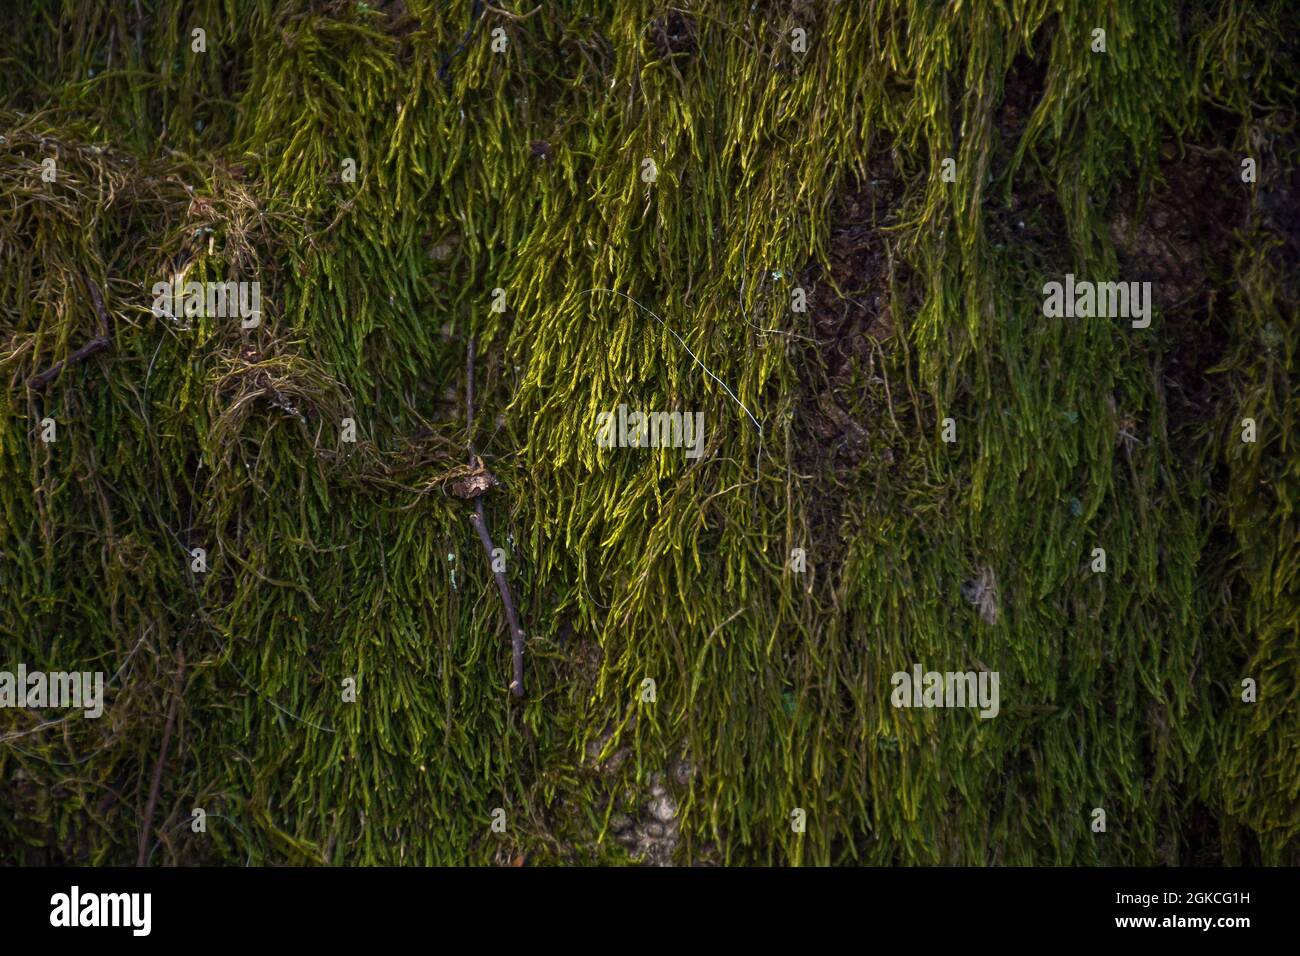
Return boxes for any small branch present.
[26,336,110,391]
[84,269,111,338]
[438,0,487,87]
[138,649,184,867]
[465,335,525,698]
[27,272,112,391]
[466,335,476,452]
[471,499,525,697]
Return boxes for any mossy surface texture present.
[1,0,1297,866]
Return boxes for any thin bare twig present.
[465,336,525,698]
[466,336,476,452]
[26,336,110,390]
[27,272,112,391]
[438,0,487,87]
[471,499,525,697]
[138,649,184,867]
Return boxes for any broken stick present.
[138,649,185,867]
[27,272,112,391]
[470,499,525,697]
[465,337,525,698]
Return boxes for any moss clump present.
[1,0,1297,865]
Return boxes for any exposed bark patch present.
[992,48,1068,255]
[1110,144,1245,426]
[1256,131,1300,295]
[795,153,906,471]
[808,154,903,368]
[786,154,911,593]
[999,50,1048,135]
[1111,148,1242,313]
[649,10,696,59]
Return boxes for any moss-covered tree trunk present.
[1,0,1296,865]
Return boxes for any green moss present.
[1,0,1296,865]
